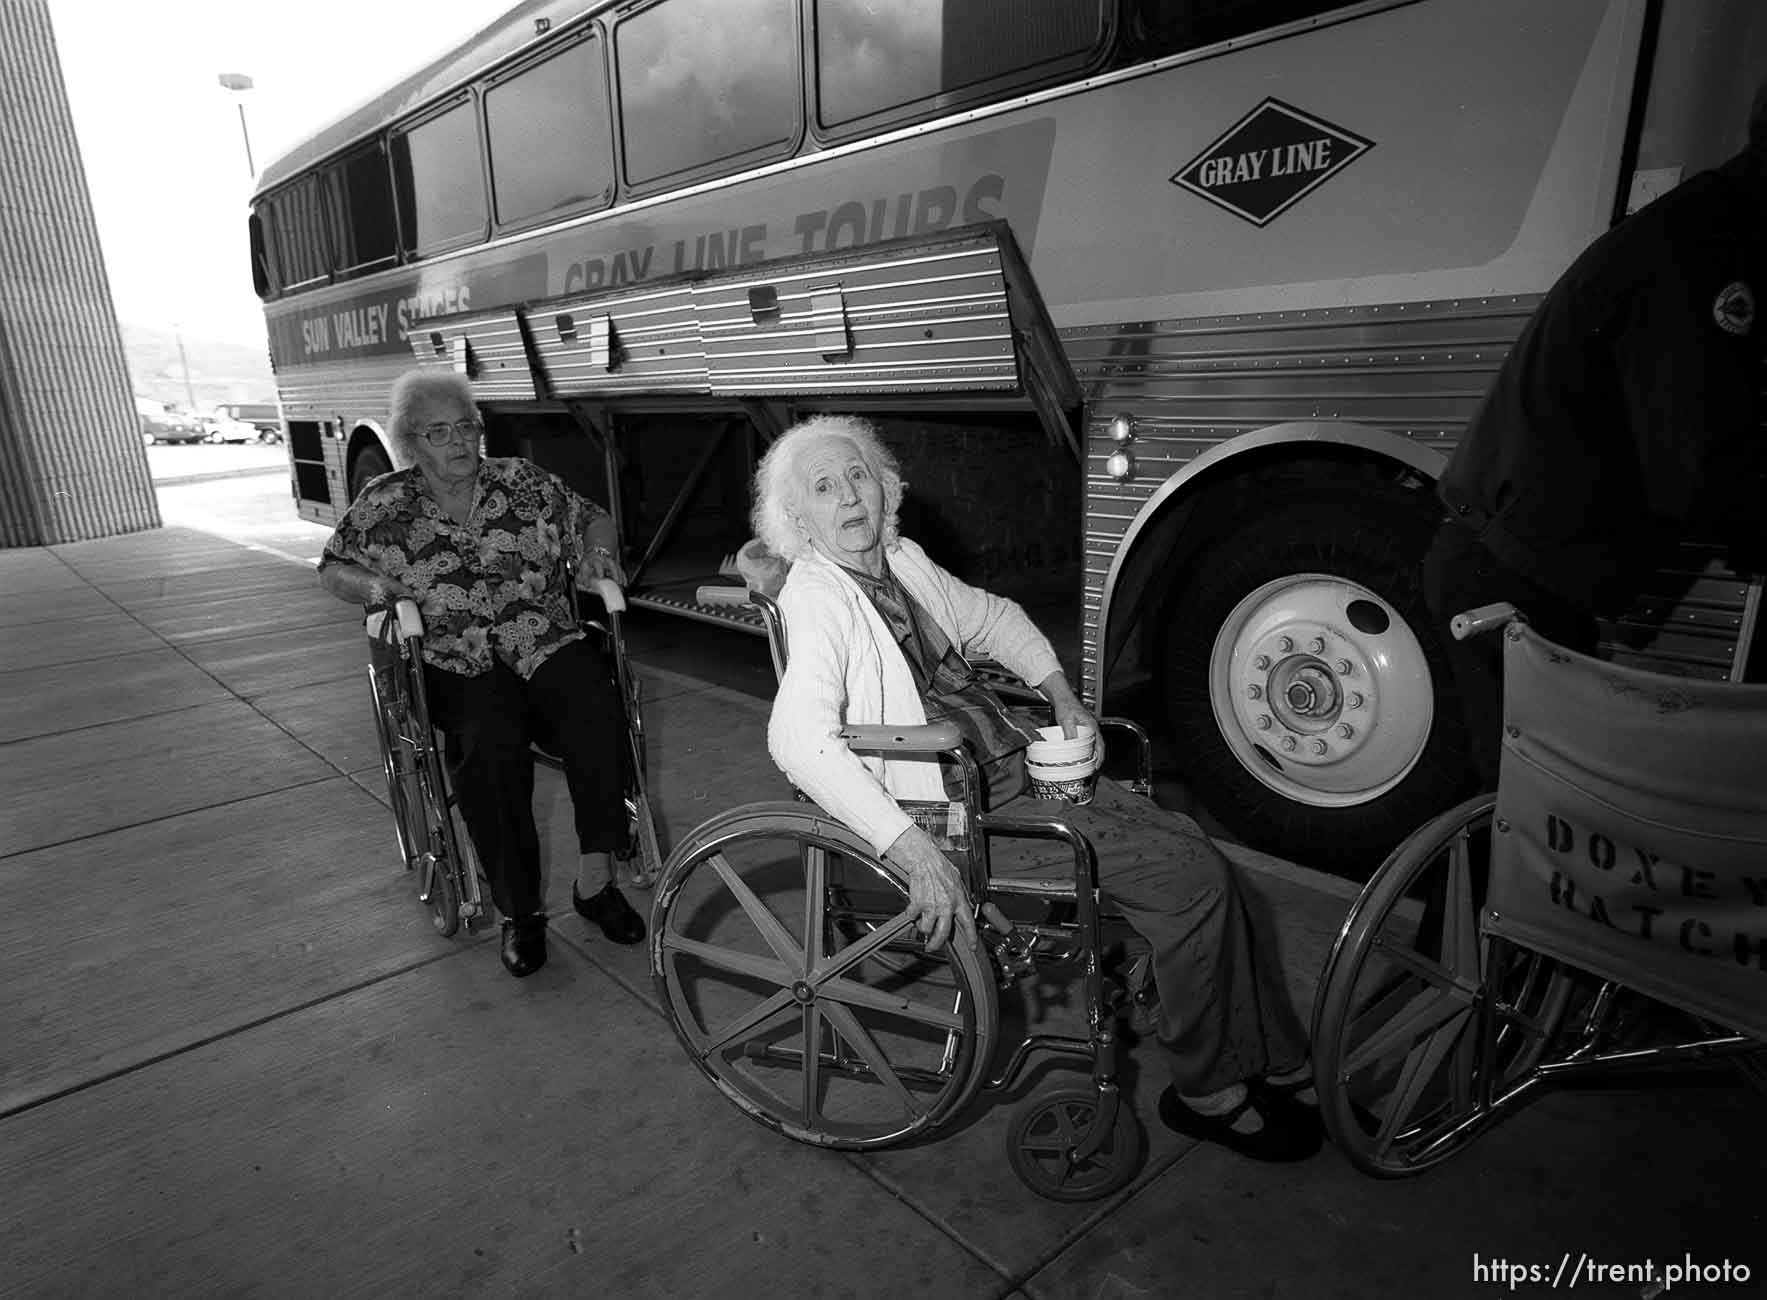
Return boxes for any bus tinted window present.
[615,0,798,187]
[327,142,398,273]
[815,0,1104,129]
[391,100,487,254]
[1126,0,1354,58]
[486,34,613,226]
[268,176,330,289]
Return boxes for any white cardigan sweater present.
[766,539,1063,853]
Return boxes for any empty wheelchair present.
[1312,602,1766,1177]
[649,587,1159,1201]
[365,577,664,938]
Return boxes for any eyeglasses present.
[419,418,484,446]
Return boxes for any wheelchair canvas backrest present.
[1484,624,1767,1041]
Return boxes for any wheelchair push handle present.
[1450,601,1521,642]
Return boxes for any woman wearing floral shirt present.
[319,369,645,977]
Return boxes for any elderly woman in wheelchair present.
[654,414,1320,1189]
[318,368,647,978]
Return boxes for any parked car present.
[202,415,261,444]
[140,412,207,444]
[215,402,283,442]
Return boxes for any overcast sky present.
[50,0,498,348]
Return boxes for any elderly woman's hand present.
[883,824,977,953]
[577,545,627,587]
[1038,670,1098,742]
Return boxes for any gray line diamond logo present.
[1171,99,1373,227]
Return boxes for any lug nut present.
[1335,659,1353,675]
[1338,723,1355,739]
[1279,735,1297,751]
[1311,739,1328,755]
[1246,684,1263,700]
[1276,636,1294,652]
[1254,714,1273,730]
[1307,637,1326,654]
[1348,692,1365,709]
[1252,654,1270,671]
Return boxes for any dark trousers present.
[991,781,1310,1094]
[1420,518,1600,789]
[422,637,628,920]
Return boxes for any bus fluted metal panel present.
[529,283,708,396]
[699,244,1018,396]
[406,309,538,402]
[0,0,158,547]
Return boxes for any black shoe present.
[1157,1084,1323,1162]
[573,882,645,945]
[1252,1076,1379,1140]
[500,915,548,978]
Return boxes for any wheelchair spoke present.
[658,932,793,986]
[1342,983,1474,1078]
[1370,934,1456,990]
[1442,824,1481,984]
[809,908,918,986]
[1373,1005,1474,1161]
[814,974,967,1032]
[706,850,805,968]
[697,986,798,1061]
[800,1003,823,1129]
[802,845,827,977]
[818,1001,925,1122]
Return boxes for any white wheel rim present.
[1208,573,1433,808]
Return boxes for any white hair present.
[387,368,476,458]
[751,414,905,562]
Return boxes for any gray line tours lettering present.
[560,174,1007,295]
[1193,139,1335,188]
[1538,813,1767,971]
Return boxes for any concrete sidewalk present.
[0,526,1759,1300]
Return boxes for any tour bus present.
[247,0,1765,873]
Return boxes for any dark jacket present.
[1437,151,1767,615]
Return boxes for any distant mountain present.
[119,322,276,412]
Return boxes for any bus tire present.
[1160,481,1473,878]
[349,442,393,501]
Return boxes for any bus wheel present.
[349,443,393,501]
[1161,482,1472,878]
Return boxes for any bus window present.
[326,141,399,275]
[267,175,330,291]
[614,0,799,190]
[485,31,614,227]
[814,0,1106,131]
[1125,0,1355,59]
[248,208,273,299]
[391,99,488,255]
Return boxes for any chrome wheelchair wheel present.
[1312,794,1581,1176]
[367,636,478,937]
[652,802,998,1149]
[1006,1087,1145,1202]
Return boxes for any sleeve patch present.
[1714,281,1755,335]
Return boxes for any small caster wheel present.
[1006,1087,1145,1201]
[426,864,461,937]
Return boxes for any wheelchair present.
[1312,602,1767,1177]
[649,586,1161,1201]
[364,576,664,938]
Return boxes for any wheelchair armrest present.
[1451,602,1520,641]
[366,598,426,642]
[696,583,752,609]
[583,577,625,614]
[839,722,964,754]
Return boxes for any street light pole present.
[217,73,255,178]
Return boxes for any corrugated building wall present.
[0,0,158,547]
